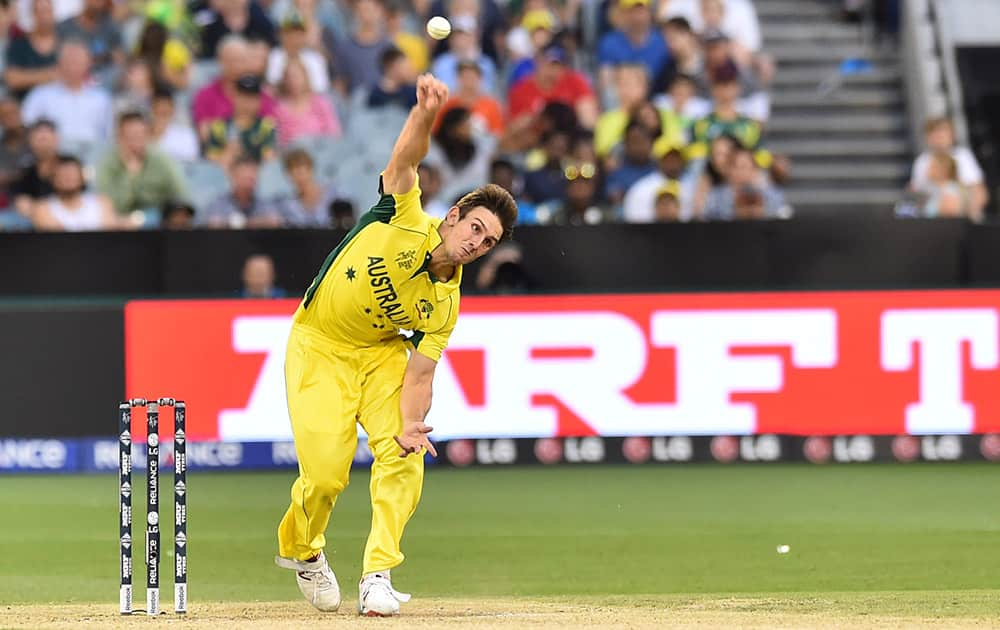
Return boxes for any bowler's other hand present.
[416,74,449,115]
[395,421,438,457]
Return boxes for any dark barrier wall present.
[2,217,999,297]
[0,304,123,437]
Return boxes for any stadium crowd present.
[0,0,963,233]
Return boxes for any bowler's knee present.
[308,469,350,498]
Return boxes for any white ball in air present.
[427,16,451,40]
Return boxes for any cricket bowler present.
[273,74,518,616]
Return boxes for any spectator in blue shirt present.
[597,0,669,101]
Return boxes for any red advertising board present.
[125,291,1000,441]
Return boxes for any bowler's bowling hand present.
[395,421,438,458]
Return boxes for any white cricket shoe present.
[274,551,341,612]
[358,571,411,617]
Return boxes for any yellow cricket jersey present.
[293,176,461,362]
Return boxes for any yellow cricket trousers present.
[276,323,424,574]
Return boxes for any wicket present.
[119,397,187,616]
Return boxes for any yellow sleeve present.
[374,173,426,230]
[407,295,458,362]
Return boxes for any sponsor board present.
[125,291,1000,442]
[0,436,998,473]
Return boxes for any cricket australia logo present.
[395,249,417,270]
[417,299,434,319]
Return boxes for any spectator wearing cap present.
[688,61,766,163]
[95,111,188,217]
[623,135,696,222]
[192,35,278,134]
[597,0,669,97]
[534,160,616,226]
[435,59,504,136]
[703,145,788,220]
[21,40,113,145]
[4,0,59,100]
[200,0,277,60]
[604,121,656,206]
[266,11,330,93]
[651,16,702,94]
[652,180,682,221]
[56,0,122,74]
[9,119,59,219]
[324,0,391,94]
[205,74,278,167]
[274,56,341,146]
[200,155,283,228]
[430,14,498,96]
[508,44,598,130]
[367,46,418,109]
[505,9,556,88]
[423,106,497,203]
[700,28,768,121]
[32,155,124,231]
[593,63,683,160]
[0,97,31,199]
[150,88,200,162]
[161,201,196,230]
[276,148,341,227]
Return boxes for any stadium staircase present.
[759,0,910,214]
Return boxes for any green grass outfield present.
[1,464,998,618]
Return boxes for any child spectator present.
[909,117,988,219]
[917,153,967,218]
